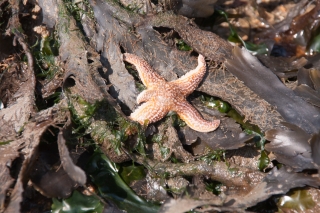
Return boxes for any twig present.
[8,0,36,90]
[123,149,266,188]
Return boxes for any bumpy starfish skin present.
[123,53,220,132]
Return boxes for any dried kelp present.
[1,0,320,212]
[295,68,320,107]
[87,0,285,133]
[226,46,320,134]
[57,127,87,186]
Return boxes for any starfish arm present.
[123,53,165,87]
[130,101,169,125]
[136,89,156,104]
[170,54,206,96]
[173,100,220,132]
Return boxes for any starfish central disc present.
[123,53,220,132]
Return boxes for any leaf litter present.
[1,0,320,212]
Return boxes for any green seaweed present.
[200,94,261,133]
[198,149,225,165]
[119,163,146,185]
[244,130,269,171]
[0,140,13,146]
[68,96,102,135]
[121,2,143,14]
[278,189,315,212]
[200,95,231,113]
[151,132,171,159]
[135,127,147,156]
[228,109,261,134]
[51,190,103,213]
[205,180,223,195]
[63,0,95,21]
[86,151,160,213]
[258,150,270,171]
[168,112,186,127]
[175,39,192,51]
[217,10,268,55]
[33,34,60,80]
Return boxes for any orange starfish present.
[123,53,220,132]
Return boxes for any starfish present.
[123,53,220,132]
